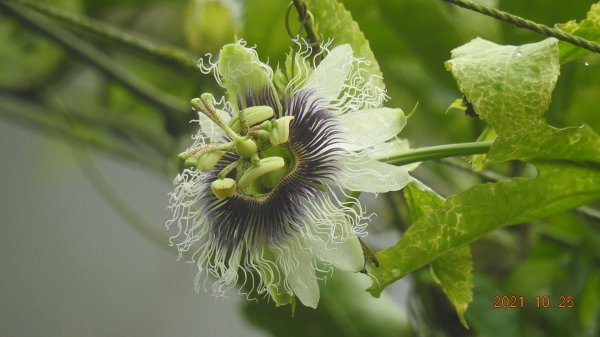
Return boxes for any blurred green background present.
[0,0,598,336]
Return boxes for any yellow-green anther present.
[269,116,295,146]
[229,106,274,133]
[179,150,195,161]
[179,145,208,161]
[235,138,258,158]
[182,150,224,170]
[196,151,225,170]
[239,157,285,189]
[210,178,236,199]
[184,156,199,167]
[178,142,234,161]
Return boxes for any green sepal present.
[218,42,272,109]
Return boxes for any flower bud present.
[269,116,295,146]
[210,178,236,199]
[239,157,285,189]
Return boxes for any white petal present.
[303,44,353,100]
[304,211,365,272]
[368,138,420,171]
[337,155,412,193]
[338,107,406,151]
[316,233,364,272]
[197,109,230,142]
[285,256,319,308]
[253,249,292,306]
[218,247,242,287]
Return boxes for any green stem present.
[440,157,505,182]
[0,93,170,173]
[0,1,189,129]
[289,0,322,62]
[291,0,320,47]
[380,141,493,166]
[442,0,600,55]
[15,0,199,70]
[218,160,239,179]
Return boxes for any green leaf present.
[404,182,473,328]
[429,247,472,328]
[244,273,410,337]
[243,0,290,65]
[578,271,600,332]
[368,162,600,297]
[562,70,600,132]
[306,0,385,92]
[466,275,523,337]
[183,0,236,54]
[558,2,600,64]
[374,0,499,88]
[445,37,600,164]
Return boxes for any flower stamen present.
[191,94,241,141]
[229,106,274,133]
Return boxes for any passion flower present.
[167,40,412,308]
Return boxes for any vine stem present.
[290,0,322,59]
[380,141,492,166]
[0,93,171,173]
[291,0,320,45]
[13,0,199,71]
[442,0,600,55]
[347,140,492,219]
[0,1,190,129]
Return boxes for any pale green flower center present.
[180,93,297,199]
